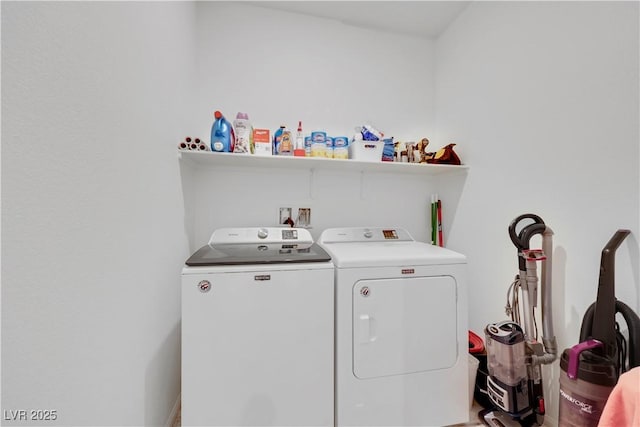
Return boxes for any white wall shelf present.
[178,150,469,176]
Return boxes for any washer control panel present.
[281,229,299,240]
[209,227,312,245]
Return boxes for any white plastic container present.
[468,354,479,409]
[310,131,327,158]
[233,112,253,154]
[253,129,271,156]
[333,136,349,159]
[348,140,384,162]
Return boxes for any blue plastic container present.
[210,111,235,152]
[273,126,286,155]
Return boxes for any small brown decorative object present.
[414,138,430,163]
[426,143,461,165]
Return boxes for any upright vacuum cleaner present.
[558,229,640,427]
[482,214,557,427]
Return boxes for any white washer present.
[182,227,334,427]
[318,227,468,427]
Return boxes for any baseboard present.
[166,393,181,427]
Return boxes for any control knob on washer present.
[257,228,269,239]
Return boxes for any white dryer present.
[181,227,334,427]
[318,227,468,427]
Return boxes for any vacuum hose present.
[532,226,558,366]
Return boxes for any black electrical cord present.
[506,276,539,341]
[615,323,627,373]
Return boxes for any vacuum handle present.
[567,339,603,379]
[509,214,545,250]
[510,214,546,272]
[601,229,631,267]
[598,229,630,295]
[591,229,631,360]
[520,224,547,249]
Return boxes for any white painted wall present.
[436,1,639,423]
[193,3,436,145]
[2,1,638,426]
[184,2,444,250]
[2,2,195,425]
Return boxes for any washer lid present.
[186,227,331,266]
[185,242,331,266]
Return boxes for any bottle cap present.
[214,111,222,119]
[236,112,248,120]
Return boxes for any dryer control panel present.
[381,229,399,239]
[318,227,414,244]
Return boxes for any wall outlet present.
[279,207,293,226]
[296,208,311,228]
[279,207,311,228]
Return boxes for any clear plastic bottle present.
[279,128,293,155]
[210,111,235,152]
[274,125,293,155]
[233,112,253,154]
[294,121,305,157]
[273,125,285,155]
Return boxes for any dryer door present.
[352,276,458,379]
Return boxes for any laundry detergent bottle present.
[233,112,253,154]
[210,110,235,152]
[273,125,285,155]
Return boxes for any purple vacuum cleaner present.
[558,229,640,427]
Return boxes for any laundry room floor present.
[170,402,180,427]
[451,405,554,427]
[448,405,487,426]
[170,405,484,427]
[170,402,552,426]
